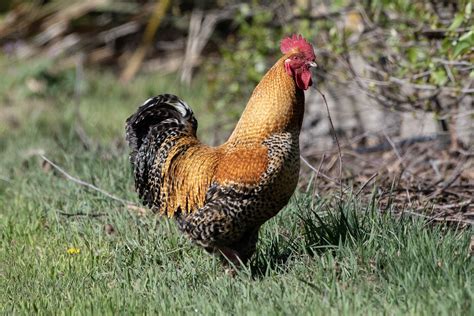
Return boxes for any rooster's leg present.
[217,246,243,266]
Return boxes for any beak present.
[307,61,318,68]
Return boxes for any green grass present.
[0,58,472,315]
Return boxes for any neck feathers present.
[227,55,305,145]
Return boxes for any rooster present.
[126,34,316,265]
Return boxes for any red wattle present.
[296,68,312,90]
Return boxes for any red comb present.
[280,34,315,60]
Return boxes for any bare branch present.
[39,155,135,206]
[314,87,344,198]
[355,173,378,197]
[58,210,108,217]
[300,155,340,185]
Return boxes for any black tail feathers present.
[125,94,198,208]
[125,94,197,164]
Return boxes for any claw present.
[224,267,237,277]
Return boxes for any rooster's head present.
[280,34,317,90]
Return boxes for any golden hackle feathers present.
[228,54,305,143]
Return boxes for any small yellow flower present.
[67,247,81,255]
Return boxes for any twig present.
[314,154,325,184]
[180,6,237,84]
[58,210,108,217]
[181,9,217,84]
[382,130,405,167]
[314,87,344,198]
[439,110,474,120]
[436,200,472,210]
[355,134,440,154]
[98,21,140,43]
[428,159,466,199]
[355,173,378,197]
[444,64,456,84]
[432,58,473,67]
[279,3,355,25]
[39,154,135,206]
[300,155,339,185]
[365,64,474,93]
[312,153,325,196]
[325,155,339,174]
[402,210,473,226]
[417,27,472,39]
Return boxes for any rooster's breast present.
[254,132,300,220]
